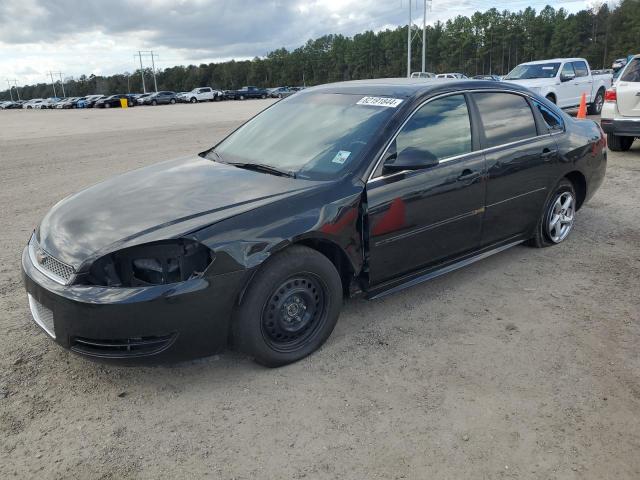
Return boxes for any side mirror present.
[560,73,575,82]
[383,146,439,171]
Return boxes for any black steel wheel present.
[261,274,326,352]
[232,245,342,367]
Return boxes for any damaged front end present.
[77,239,215,287]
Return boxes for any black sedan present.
[95,94,135,108]
[22,79,606,366]
[140,91,178,105]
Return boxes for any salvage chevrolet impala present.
[22,79,607,366]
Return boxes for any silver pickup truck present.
[503,57,612,114]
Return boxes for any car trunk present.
[617,58,640,117]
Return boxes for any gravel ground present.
[1,101,639,479]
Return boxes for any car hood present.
[502,78,558,89]
[37,155,320,269]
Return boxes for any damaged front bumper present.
[21,245,249,361]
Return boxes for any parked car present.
[503,57,612,114]
[77,95,104,108]
[0,101,18,109]
[269,86,296,98]
[135,93,153,105]
[22,99,45,109]
[473,75,501,81]
[40,98,61,109]
[612,58,628,71]
[410,72,436,79]
[226,86,269,100]
[56,97,80,109]
[140,91,178,105]
[436,73,468,79]
[601,54,640,151]
[95,94,134,108]
[22,79,606,366]
[180,87,222,103]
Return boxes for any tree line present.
[2,0,639,101]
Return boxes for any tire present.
[152,100,157,106]
[545,94,556,105]
[239,95,245,100]
[588,89,604,115]
[608,134,634,152]
[170,98,176,104]
[190,97,197,103]
[528,178,577,248]
[261,94,266,99]
[105,103,111,108]
[232,245,343,367]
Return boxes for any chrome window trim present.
[367,88,564,184]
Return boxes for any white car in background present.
[601,54,640,151]
[503,57,612,114]
[410,72,436,79]
[436,73,467,79]
[180,87,223,103]
[22,99,45,109]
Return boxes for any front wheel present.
[170,98,176,104]
[232,246,342,367]
[151,100,157,106]
[608,134,634,152]
[105,103,111,108]
[528,179,576,248]
[190,97,197,103]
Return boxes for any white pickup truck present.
[179,87,224,103]
[503,58,612,115]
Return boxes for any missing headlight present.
[83,240,214,287]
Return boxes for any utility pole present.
[6,80,14,101]
[10,80,21,100]
[407,0,412,77]
[138,51,159,92]
[52,72,66,97]
[48,71,57,97]
[422,0,433,73]
[136,52,146,93]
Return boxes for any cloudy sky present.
[1,0,591,87]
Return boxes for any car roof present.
[520,58,586,65]
[303,78,530,99]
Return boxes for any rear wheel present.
[170,98,176,104]
[152,100,157,106]
[608,134,634,152]
[190,97,197,103]
[239,95,245,100]
[545,94,556,104]
[588,89,604,115]
[529,179,577,248]
[232,246,342,367]
[105,102,111,108]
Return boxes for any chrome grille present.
[28,294,56,338]
[29,236,75,284]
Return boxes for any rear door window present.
[474,92,538,148]
[621,58,640,82]
[573,61,589,77]
[534,101,564,132]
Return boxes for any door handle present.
[458,169,480,182]
[541,148,557,161]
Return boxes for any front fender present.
[192,178,365,277]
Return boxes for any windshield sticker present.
[332,150,351,164]
[356,96,403,108]
[542,66,555,70]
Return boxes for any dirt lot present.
[1,101,639,479]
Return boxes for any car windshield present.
[209,92,398,180]
[505,63,561,80]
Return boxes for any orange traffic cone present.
[577,92,587,119]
